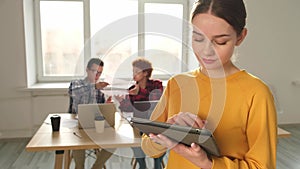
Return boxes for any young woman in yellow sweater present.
[141,0,277,169]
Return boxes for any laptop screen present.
[77,103,116,129]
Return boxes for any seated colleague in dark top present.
[116,57,165,169]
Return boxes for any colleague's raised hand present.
[105,96,113,103]
[95,81,110,89]
[128,84,139,95]
[114,95,125,103]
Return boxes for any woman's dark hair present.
[87,58,104,69]
[191,0,247,35]
[132,57,153,78]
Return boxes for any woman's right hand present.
[167,112,206,129]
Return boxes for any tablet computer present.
[130,117,221,157]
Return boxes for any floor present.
[277,124,300,169]
[0,124,299,169]
[0,140,166,169]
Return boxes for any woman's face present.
[192,13,244,71]
[132,66,147,82]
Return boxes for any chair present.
[69,150,107,169]
[131,157,165,169]
[130,100,164,169]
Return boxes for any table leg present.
[54,150,64,169]
[64,150,71,169]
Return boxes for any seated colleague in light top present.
[141,0,277,169]
[116,57,165,169]
[68,58,110,114]
[68,58,112,169]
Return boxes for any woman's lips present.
[202,58,217,64]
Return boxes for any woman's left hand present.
[149,133,212,168]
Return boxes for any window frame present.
[34,0,189,82]
[139,0,190,80]
[34,0,87,82]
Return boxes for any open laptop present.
[77,103,117,129]
[132,100,159,119]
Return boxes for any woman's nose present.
[202,42,215,56]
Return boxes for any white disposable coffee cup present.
[95,116,105,133]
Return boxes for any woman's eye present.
[214,41,227,45]
[193,38,205,42]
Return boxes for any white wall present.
[238,0,300,123]
[0,0,69,138]
[0,0,33,138]
[0,0,299,138]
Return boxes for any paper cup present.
[95,119,105,133]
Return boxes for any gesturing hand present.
[128,84,139,95]
[114,95,125,103]
[95,81,110,89]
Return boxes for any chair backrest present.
[68,96,74,114]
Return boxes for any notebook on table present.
[77,103,117,129]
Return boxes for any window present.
[36,0,84,81]
[34,0,189,83]
[144,2,186,77]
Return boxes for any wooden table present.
[26,113,141,169]
[26,113,290,169]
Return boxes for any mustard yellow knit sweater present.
[141,69,277,169]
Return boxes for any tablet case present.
[130,117,221,157]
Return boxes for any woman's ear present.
[235,28,247,46]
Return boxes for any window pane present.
[145,3,184,77]
[90,0,138,81]
[40,1,84,76]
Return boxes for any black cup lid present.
[51,115,60,119]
